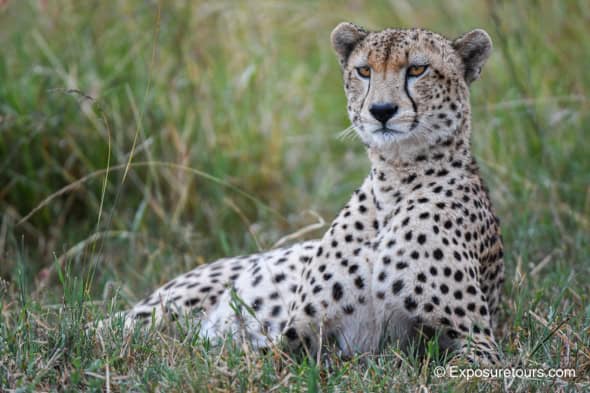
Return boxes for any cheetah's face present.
[331,23,492,150]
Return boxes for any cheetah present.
[283,23,504,366]
[94,23,504,366]
[93,240,320,335]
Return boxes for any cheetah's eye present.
[407,64,428,78]
[356,66,371,79]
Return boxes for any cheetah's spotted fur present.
[96,241,319,337]
[95,23,504,366]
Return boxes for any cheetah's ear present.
[331,22,368,67]
[452,29,492,84]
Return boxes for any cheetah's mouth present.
[373,128,404,135]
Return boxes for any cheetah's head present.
[331,23,492,153]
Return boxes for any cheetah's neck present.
[366,132,477,224]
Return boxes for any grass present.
[0,0,589,391]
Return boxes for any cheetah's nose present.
[369,103,398,125]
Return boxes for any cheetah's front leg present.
[282,246,380,358]
[372,246,502,366]
[282,179,381,356]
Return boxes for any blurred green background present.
[0,0,588,317]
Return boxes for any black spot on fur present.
[392,279,404,294]
[332,283,344,301]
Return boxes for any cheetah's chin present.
[373,127,404,135]
[365,127,412,147]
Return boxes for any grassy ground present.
[1,0,589,391]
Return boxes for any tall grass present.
[0,0,588,391]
